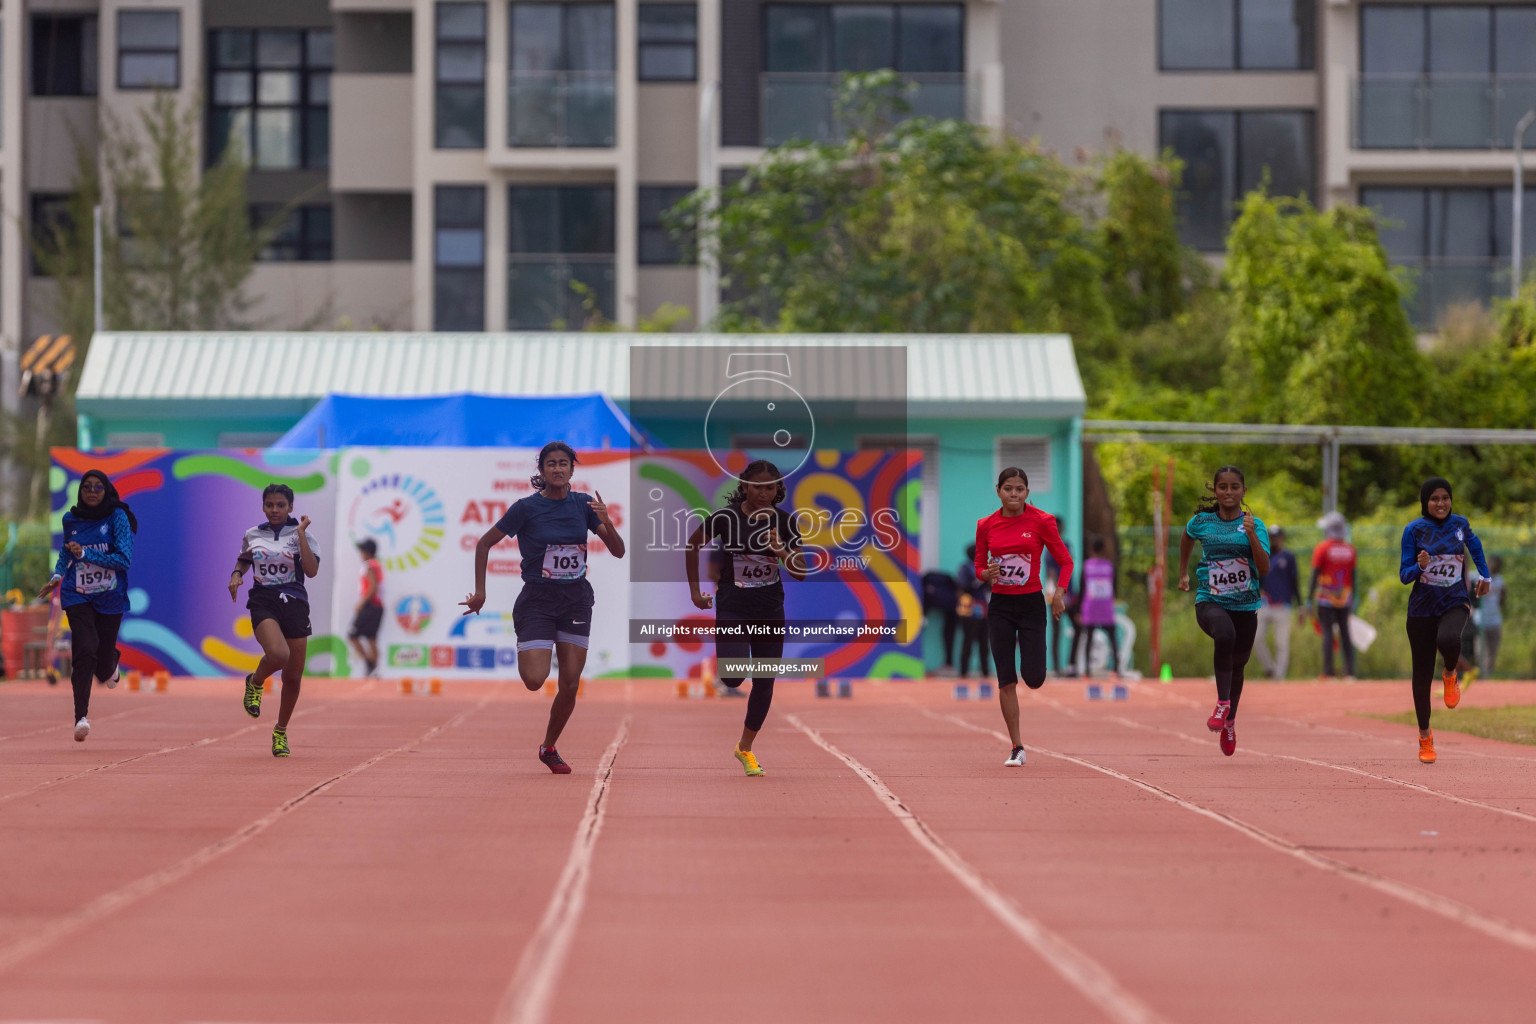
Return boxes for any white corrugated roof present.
[77,332,1085,417]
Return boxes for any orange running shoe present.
[1442,669,1461,709]
[1418,733,1436,764]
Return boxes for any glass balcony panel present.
[1356,76,1419,148]
[1425,76,1492,149]
[1495,77,1536,148]
[507,71,614,148]
[760,72,971,147]
[507,256,615,329]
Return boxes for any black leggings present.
[1406,609,1468,731]
[988,591,1047,689]
[1195,603,1257,717]
[716,607,781,733]
[64,604,122,722]
[1070,623,1120,677]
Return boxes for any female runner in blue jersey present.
[229,483,321,757]
[461,442,625,774]
[1178,465,1270,757]
[39,469,138,742]
[1400,477,1489,764]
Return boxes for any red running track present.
[1,675,1534,1023]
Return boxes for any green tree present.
[1094,149,1209,332]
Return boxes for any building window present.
[638,185,694,265]
[509,2,616,147]
[118,10,180,90]
[32,14,98,96]
[508,185,615,328]
[30,193,74,276]
[1159,109,1315,251]
[1362,185,1536,326]
[764,4,963,74]
[209,29,333,169]
[995,437,1052,493]
[435,185,486,331]
[436,2,486,148]
[639,4,696,82]
[1358,4,1536,149]
[1159,0,1313,71]
[253,204,334,262]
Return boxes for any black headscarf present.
[71,469,139,534]
[1419,477,1453,521]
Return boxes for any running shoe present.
[102,653,121,689]
[1419,733,1436,764]
[272,728,289,758]
[538,746,572,774]
[1004,745,1027,766]
[1442,669,1461,709]
[1206,700,1231,731]
[242,673,262,718]
[1220,721,1237,757]
[734,746,766,776]
[73,718,90,742]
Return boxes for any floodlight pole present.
[1514,108,1536,299]
[697,80,721,329]
[93,203,104,333]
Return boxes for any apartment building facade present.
[0,0,1529,367]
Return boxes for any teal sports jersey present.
[1186,511,1270,611]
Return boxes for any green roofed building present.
[75,332,1086,629]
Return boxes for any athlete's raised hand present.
[298,515,311,534]
[1417,549,1430,570]
[460,590,485,616]
[591,491,612,526]
[1242,513,1256,538]
[65,541,83,558]
[980,556,1001,584]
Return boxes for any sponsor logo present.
[430,645,455,668]
[388,644,428,668]
[456,647,497,670]
[395,594,432,634]
[348,473,448,573]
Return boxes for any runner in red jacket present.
[976,467,1074,767]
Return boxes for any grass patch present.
[1367,704,1536,746]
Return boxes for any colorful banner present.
[50,449,344,677]
[51,447,924,681]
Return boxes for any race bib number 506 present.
[1207,558,1254,596]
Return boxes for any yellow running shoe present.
[272,727,289,758]
[243,673,262,718]
[734,745,765,776]
[1442,669,1461,709]
[1419,733,1436,764]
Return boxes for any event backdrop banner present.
[51,447,923,681]
[51,448,343,677]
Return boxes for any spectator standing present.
[956,544,991,678]
[1255,526,1299,679]
[1479,556,1505,678]
[1310,512,1358,681]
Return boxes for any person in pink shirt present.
[1071,536,1120,678]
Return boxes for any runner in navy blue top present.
[1400,476,1490,764]
[40,469,138,741]
[228,483,321,757]
[462,442,625,774]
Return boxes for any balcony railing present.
[760,72,973,147]
[507,255,615,329]
[508,71,616,148]
[1354,74,1536,149]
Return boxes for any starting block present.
[1085,683,1130,701]
[153,671,169,693]
[127,670,142,692]
[952,682,994,700]
[677,679,710,699]
[815,679,854,698]
[400,677,446,696]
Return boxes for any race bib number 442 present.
[1207,558,1254,596]
[1421,554,1463,588]
[542,544,587,580]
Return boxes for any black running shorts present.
[512,578,595,651]
[349,603,383,640]
[248,587,313,640]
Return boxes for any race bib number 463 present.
[1422,554,1463,588]
[734,553,780,588]
[1207,558,1254,596]
[542,544,587,580]
[994,553,1032,587]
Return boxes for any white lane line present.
[787,714,1170,1024]
[496,715,632,1024]
[0,706,331,807]
[923,706,1536,955]
[1082,705,1536,828]
[0,698,489,976]
[0,707,150,744]
[1128,682,1536,764]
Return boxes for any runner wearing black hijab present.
[1400,477,1489,764]
[39,470,138,741]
